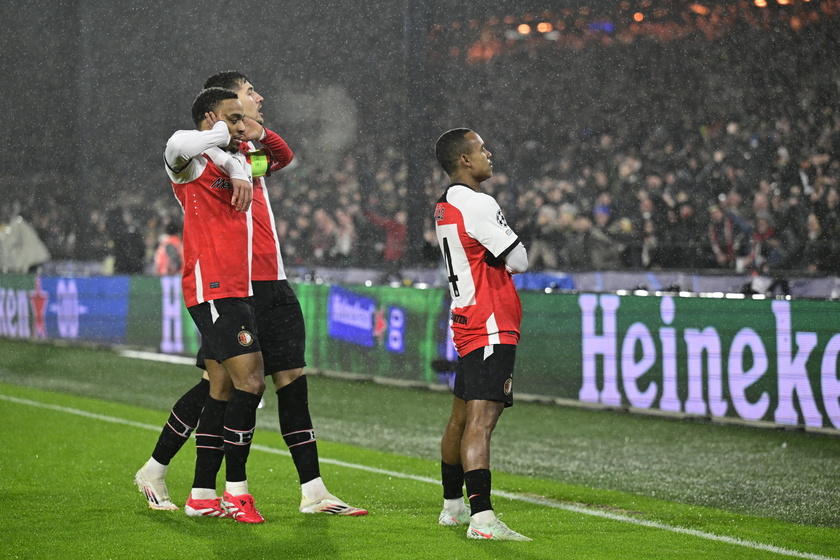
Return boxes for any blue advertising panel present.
[327,286,377,347]
[39,276,131,343]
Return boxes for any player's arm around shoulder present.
[257,127,295,172]
[164,121,233,178]
[204,147,252,213]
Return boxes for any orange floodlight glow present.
[517,24,532,34]
[633,12,645,22]
[537,22,553,33]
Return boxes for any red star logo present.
[373,308,386,342]
[29,276,49,339]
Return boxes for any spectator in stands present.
[286,211,313,267]
[803,212,831,274]
[591,205,623,270]
[640,218,662,269]
[750,191,772,227]
[77,209,110,264]
[332,208,357,267]
[723,188,748,223]
[707,204,752,271]
[524,205,562,270]
[746,211,779,273]
[672,201,705,268]
[562,215,620,271]
[12,5,840,278]
[154,221,183,276]
[812,185,840,273]
[110,207,146,275]
[311,208,337,265]
[363,204,407,271]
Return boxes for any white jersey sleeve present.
[164,121,247,183]
[205,147,249,182]
[504,242,528,273]
[458,190,519,259]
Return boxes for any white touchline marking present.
[119,349,196,365]
[0,392,836,560]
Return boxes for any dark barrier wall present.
[2,273,838,432]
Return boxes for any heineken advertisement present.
[2,273,838,431]
[515,293,840,431]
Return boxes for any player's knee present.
[272,368,304,391]
[250,376,267,396]
[465,410,501,434]
[213,384,234,401]
[235,373,265,396]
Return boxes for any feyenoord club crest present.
[503,377,513,395]
[237,330,254,347]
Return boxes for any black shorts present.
[453,344,517,407]
[196,280,306,374]
[188,297,260,363]
[252,279,307,374]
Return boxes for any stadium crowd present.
[6,4,840,277]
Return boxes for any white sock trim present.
[301,477,328,502]
[191,488,217,501]
[144,458,167,480]
[225,480,249,496]
[471,509,496,525]
[444,498,467,513]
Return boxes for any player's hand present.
[204,111,220,127]
[242,117,264,142]
[230,178,253,213]
[484,250,504,268]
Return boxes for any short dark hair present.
[191,87,239,127]
[203,70,249,91]
[435,128,472,176]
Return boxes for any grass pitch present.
[0,338,839,559]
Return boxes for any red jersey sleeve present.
[259,128,294,172]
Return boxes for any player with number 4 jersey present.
[435,185,522,357]
[433,128,530,542]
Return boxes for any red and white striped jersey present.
[434,183,522,356]
[164,122,253,307]
[245,128,294,281]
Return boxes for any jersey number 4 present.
[442,236,460,297]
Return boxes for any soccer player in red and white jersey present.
[159,87,267,523]
[136,73,366,519]
[433,128,531,541]
[202,71,366,516]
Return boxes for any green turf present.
[1,338,839,559]
[1,384,837,559]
